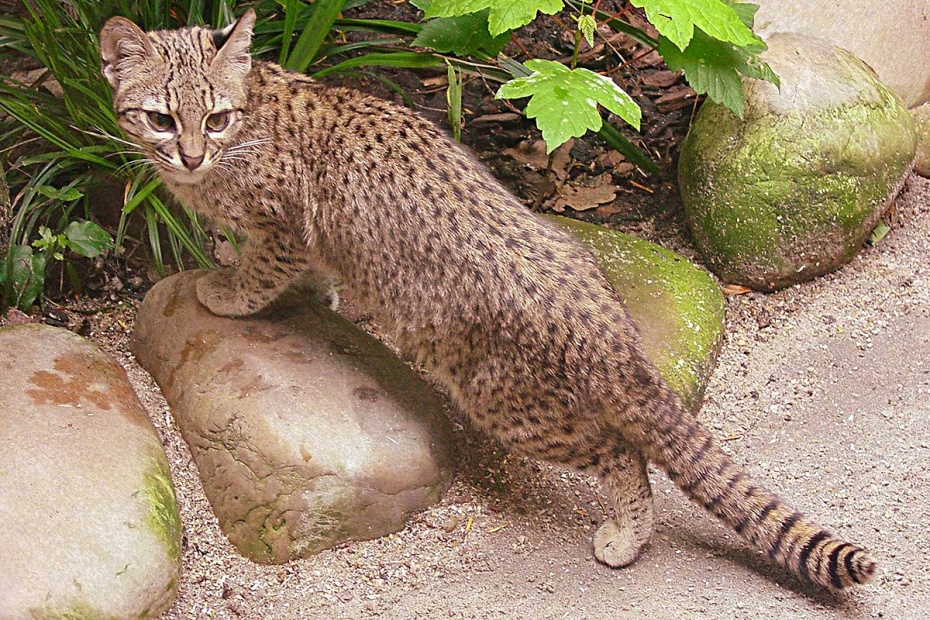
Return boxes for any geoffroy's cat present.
[100,9,876,589]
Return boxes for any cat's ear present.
[211,9,256,79]
[99,16,155,90]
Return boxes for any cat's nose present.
[180,152,204,170]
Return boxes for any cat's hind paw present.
[593,519,649,568]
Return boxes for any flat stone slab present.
[0,324,181,620]
[548,216,725,411]
[133,271,454,564]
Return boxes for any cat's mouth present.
[158,158,215,184]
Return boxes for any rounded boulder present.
[0,324,181,620]
[679,33,916,291]
[132,271,454,564]
[548,216,726,411]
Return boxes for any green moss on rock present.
[141,455,182,567]
[30,602,120,620]
[678,33,916,291]
[547,215,725,410]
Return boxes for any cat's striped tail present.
[625,385,877,589]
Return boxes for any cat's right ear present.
[99,16,155,90]
[211,9,256,80]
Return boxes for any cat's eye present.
[146,111,175,132]
[205,111,231,132]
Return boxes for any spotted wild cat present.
[99,9,876,589]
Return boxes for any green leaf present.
[447,63,464,141]
[631,0,759,51]
[37,185,83,202]
[869,221,891,246]
[658,2,777,117]
[497,59,641,152]
[285,0,345,73]
[597,122,659,174]
[413,10,510,56]
[3,244,45,310]
[312,51,444,78]
[425,0,564,36]
[63,220,113,258]
[577,14,596,48]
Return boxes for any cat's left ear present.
[211,8,256,79]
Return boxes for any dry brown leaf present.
[503,139,573,180]
[722,284,753,296]
[552,177,617,213]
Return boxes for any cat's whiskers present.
[116,158,157,174]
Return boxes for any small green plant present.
[0,209,112,311]
[497,59,641,152]
[418,0,777,155]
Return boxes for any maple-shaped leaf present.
[496,59,641,153]
[425,0,564,36]
[631,0,759,51]
[660,1,778,117]
[413,9,510,56]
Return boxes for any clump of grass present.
[0,0,223,310]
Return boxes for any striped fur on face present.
[101,10,878,591]
[100,12,254,184]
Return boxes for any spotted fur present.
[100,10,876,589]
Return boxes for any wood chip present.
[472,112,521,124]
[655,86,697,113]
[642,70,683,89]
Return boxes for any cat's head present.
[100,10,256,184]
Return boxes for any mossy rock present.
[679,33,916,291]
[912,103,930,177]
[548,216,726,411]
[0,325,181,620]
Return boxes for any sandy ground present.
[91,175,930,619]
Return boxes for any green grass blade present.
[597,122,659,174]
[286,0,346,73]
[278,0,302,65]
[312,51,444,79]
[335,18,423,35]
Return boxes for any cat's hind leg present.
[584,439,655,568]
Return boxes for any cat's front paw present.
[195,270,251,317]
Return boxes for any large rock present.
[133,271,453,564]
[548,216,725,411]
[679,33,916,291]
[0,324,180,620]
[753,0,930,108]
